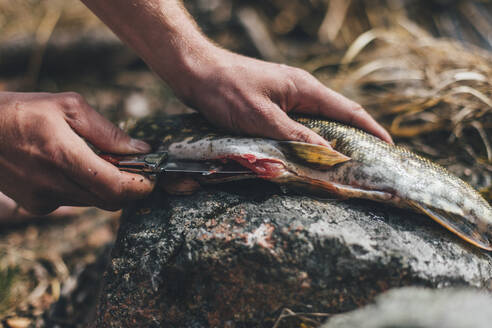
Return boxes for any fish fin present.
[304,179,393,201]
[277,141,350,169]
[408,201,492,251]
[279,176,393,201]
[328,183,393,201]
[198,173,257,184]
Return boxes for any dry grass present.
[0,209,118,324]
[0,0,105,42]
[324,20,492,166]
[272,308,332,328]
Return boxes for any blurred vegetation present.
[0,0,104,40]
[0,0,491,327]
[0,267,18,312]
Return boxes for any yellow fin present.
[277,141,350,169]
[408,200,492,251]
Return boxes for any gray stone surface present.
[95,181,492,327]
[322,287,492,328]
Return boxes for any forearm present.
[80,0,215,97]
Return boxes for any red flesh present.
[221,154,286,178]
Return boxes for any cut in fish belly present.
[219,155,287,179]
[132,114,492,251]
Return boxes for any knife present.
[100,151,252,176]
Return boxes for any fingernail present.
[130,138,151,153]
[385,132,395,145]
[315,137,332,148]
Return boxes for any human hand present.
[173,47,392,148]
[80,0,390,148]
[0,92,155,215]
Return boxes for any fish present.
[131,114,492,251]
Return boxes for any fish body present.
[132,114,492,251]
[293,118,492,251]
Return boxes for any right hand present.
[174,48,393,148]
[0,92,155,215]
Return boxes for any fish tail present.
[407,200,492,251]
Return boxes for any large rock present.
[95,181,492,327]
[322,287,492,328]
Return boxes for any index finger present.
[292,77,393,144]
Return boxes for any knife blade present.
[100,151,252,175]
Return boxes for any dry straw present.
[328,19,492,166]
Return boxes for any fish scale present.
[296,116,479,201]
[131,113,492,251]
[294,116,492,249]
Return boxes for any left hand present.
[173,46,393,148]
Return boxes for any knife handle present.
[99,152,168,174]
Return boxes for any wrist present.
[158,40,231,101]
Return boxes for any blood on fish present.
[241,154,258,164]
[222,154,286,178]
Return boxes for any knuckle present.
[289,125,312,143]
[348,104,366,124]
[254,104,272,120]
[351,104,366,113]
[107,124,125,143]
[237,101,275,135]
[17,117,57,158]
[283,74,298,100]
[43,141,67,166]
[63,106,83,124]
[291,67,312,82]
[284,68,315,101]
[254,105,279,129]
[57,92,87,111]
[226,111,240,133]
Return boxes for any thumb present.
[61,93,151,154]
